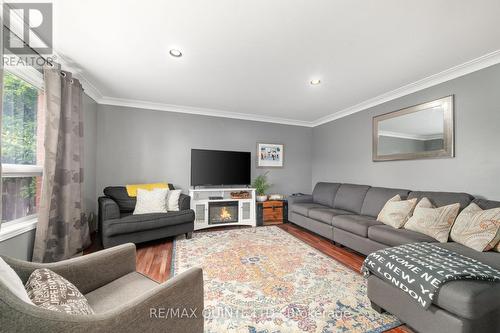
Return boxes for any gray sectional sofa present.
[288,182,500,333]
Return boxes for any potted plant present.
[252,172,271,202]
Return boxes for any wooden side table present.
[256,200,288,226]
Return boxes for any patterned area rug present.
[172,226,400,333]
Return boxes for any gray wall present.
[0,93,98,260]
[312,63,500,200]
[83,94,98,216]
[96,105,312,196]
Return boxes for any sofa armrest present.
[99,196,120,220]
[100,267,204,332]
[287,194,313,205]
[179,193,191,211]
[4,243,137,294]
[1,267,204,333]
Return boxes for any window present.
[1,71,44,225]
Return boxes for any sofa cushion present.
[408,190,473,211]
[473,198,500,210]
[450,203,500,251]
[472,199,500,252]
[85,272,158,313]
[332,215,383,237]
[312,182,341,207]
[361,187,410,217]
[308,208,353,225]
[367,225,436,246]
[377,196,418,229]
[104,186,136,212]
[290,203,328,217]
[26,268,94,315]
[133,188,168,215]
[103,210,195,237]
[430,242,500,319]
[333,184,370,214]
[0,257,33,304]
[104,185,175,213]
[404,198,460,243]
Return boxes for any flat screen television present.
[191,149,251,186]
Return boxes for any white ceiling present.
[53,0,500,126]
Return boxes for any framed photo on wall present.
[257,143,284,168]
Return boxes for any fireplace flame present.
[220,207,232,221]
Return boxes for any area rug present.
[172,226,400,333]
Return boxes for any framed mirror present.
[373,96,454,161]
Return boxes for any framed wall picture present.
[257,143,284,168]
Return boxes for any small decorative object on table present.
[230,191,251,199]
[257,143,284,168]
[268,194,284,200]
[252,172,271,202]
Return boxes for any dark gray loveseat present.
[288,182,500,333]
[98,186,195,248]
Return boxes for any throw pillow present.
[133,188,169,214]
[495,241,500,252]
[166,189,182,211]
[25,268,94,315]
[0,257,33,304]
[125,182,169,197]
[450,203,500,251]
[404,197,460,243]
[377,195,418,228]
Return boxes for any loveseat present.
[98,185,195,248]
[288,182,500,333]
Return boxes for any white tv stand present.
[189,187,256,231]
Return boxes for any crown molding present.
[65,49,500,127]
[98,96,314,127]
[77,76,103,102]
[311,49,500,127]
[55,53,104,102]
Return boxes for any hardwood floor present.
[87,223,412,333]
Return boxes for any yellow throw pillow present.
[377,195,418,229]
[404,197,460,243]
[450,203,500,252]
[126,183,169,197]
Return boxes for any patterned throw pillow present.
[133,188,169,214]
[25,268,94,315]
[377,195,418,229]
[450,203,500,251]
[404,197,460,243]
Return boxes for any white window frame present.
[0,168,42,238]
[0,68,44,239]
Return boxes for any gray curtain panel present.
[32,65,90,262]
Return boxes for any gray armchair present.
[98,186,195,248]
[0,243,204,333]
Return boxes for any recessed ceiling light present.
[310,79,321,85]
[169,49,182,57]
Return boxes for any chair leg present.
[370,301,385,314]
[186,232,193,239]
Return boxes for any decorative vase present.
[256,195,268,202]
